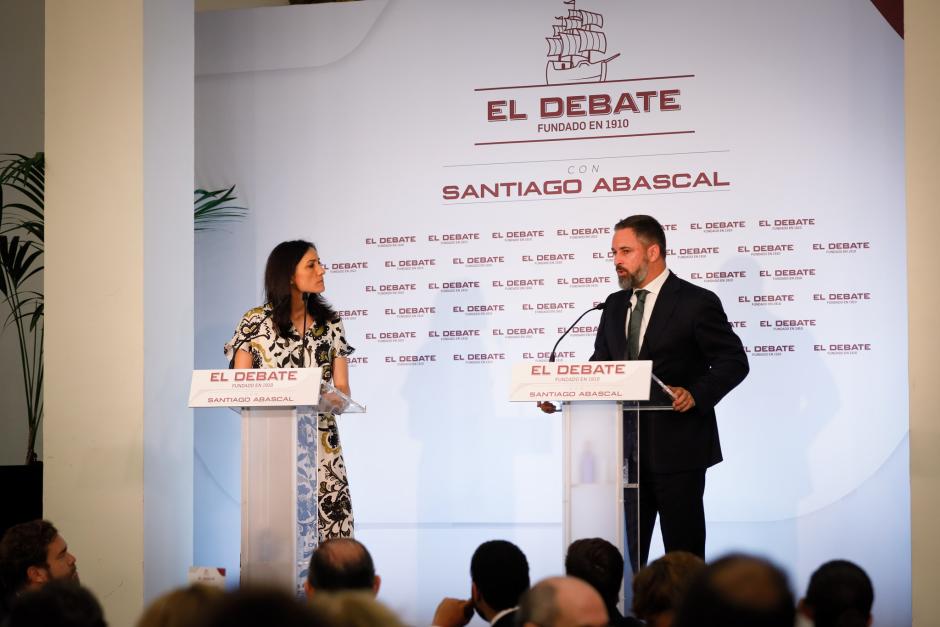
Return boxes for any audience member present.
[312,589,407,627]
[433,539,530,627]
[0,519,78,595]
[672,553,795,627]
[631,551,705,627]
[564,537,639,626]
[0,519,872,627]
[798,559,874,627]
[7,580,106,627]
[136,583,224,627]
[305,538,381,599]
[203,586,332,627]
[516,576,608,627]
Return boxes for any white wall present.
[906,1,940,624]
[46,3,146,621]
[142,0,196,603]
[45,0,194,624]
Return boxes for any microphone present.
[548,302,606,362]
[227,309,272,368]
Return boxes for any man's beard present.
[617,264,647,290]
[60,568,79,583]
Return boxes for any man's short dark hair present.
[0,519,59,593]
[307,538,375,592]
[673,553,795,627]
[564,538,623,606]
[632,551,705,621]
[7,580,106,627]
[614,215,667,258]
[804,560,873,627]
[470,540,530,612]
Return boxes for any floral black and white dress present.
[225,304,355,541]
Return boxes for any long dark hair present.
[264,240,337,338]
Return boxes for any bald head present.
[305,538,380,598]
[518,576,608,627]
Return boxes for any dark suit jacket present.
[591,271,749,473]
[607,605,644,627]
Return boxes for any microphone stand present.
[549,302,606,362]
[540,302,606,413]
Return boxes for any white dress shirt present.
[490,607,518,625]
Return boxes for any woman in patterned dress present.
[225,240,355,540]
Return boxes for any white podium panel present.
[562,400,623,553]
[240,406,309,589]
[511,360,668,613]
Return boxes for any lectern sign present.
[188,367,322,407]
[508,361,652,402]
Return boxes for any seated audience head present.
[204,586,331,627]
[673,554,794,627]
[7,580,105,627]
[305,538,380,599]
[564,538,624,610]
[517,576,608,627]
[469,539,530,621]
[632,551,705,627]
[311,590,407,627]
[136,584,225,627]
[0,519,78,594]
[799,560,874,627]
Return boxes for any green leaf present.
[0,152,44,463]
[194,183,248,231]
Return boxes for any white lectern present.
[189,367,365,593]
[510,361,672,607]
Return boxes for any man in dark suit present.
[565,538,642,627]
[432,540,530,627]
[592,215,748,569]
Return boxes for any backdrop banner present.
[194,1,908,623]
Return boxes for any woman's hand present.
[319,391,350,414]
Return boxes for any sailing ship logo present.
[545,0,620,85]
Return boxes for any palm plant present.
[0,153,44,463]
[0,151,246,463]
[194,185,247,231]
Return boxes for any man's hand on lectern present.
[537,401,559,414]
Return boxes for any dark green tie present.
[626,289,649,360]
